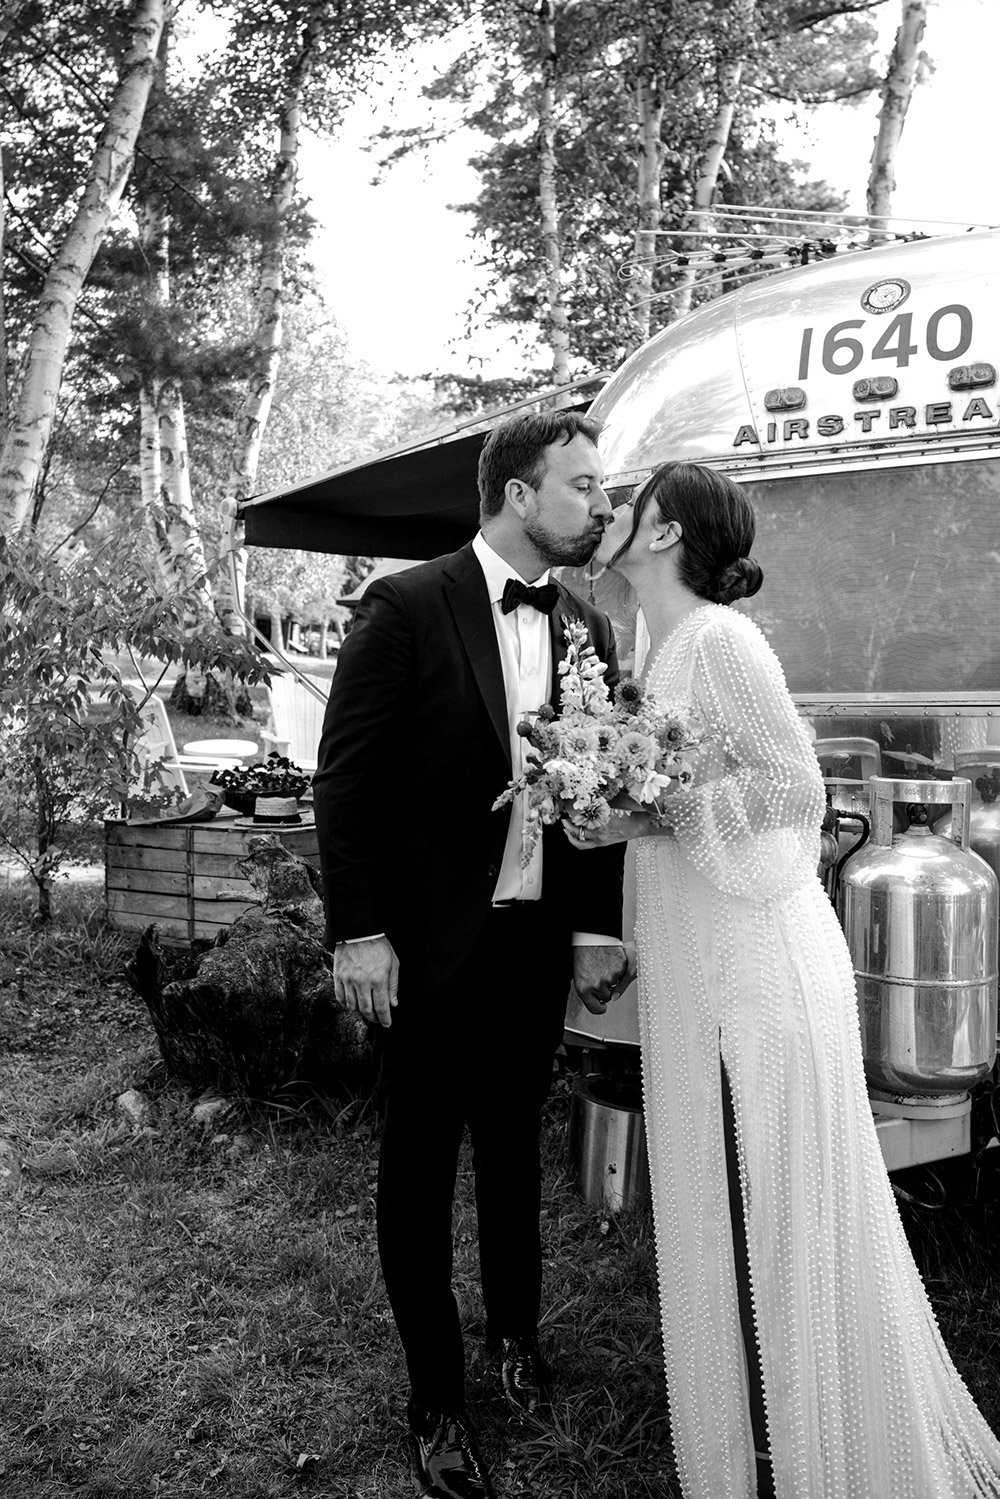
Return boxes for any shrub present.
[0,531,267,921]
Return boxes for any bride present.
[566,462,1000,1499]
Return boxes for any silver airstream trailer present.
[237,228,999,1191]
[565,229,1000,1180]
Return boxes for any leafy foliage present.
[210,752,311,804]
[0,2,140,359]
[243,299,453,631]
[376,0,881,373]
[0,530,266,919]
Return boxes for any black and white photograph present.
[1,2,999,1496]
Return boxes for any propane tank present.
[838,777,998,1110]
[814,738,879,889]
[940,749,1000,925]
[818,793,869,904]
[814,736,881,786]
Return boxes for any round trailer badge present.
[861,278,911,314]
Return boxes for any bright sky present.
[296,0,998,379]
[787,0,1000,223]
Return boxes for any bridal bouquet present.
[493,619,708,865]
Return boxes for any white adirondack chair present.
[261,671,330,773]
[130,694,240,797]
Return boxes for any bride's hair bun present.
[713,557,763,604]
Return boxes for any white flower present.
[577,797,612,830]
[533,790,557,821]
[558,621,612,715]
[558,719,601,757]
[545,757,591,799]
[615,730,657,772]
[633,769,676,804]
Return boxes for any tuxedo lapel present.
[443,546,511,768]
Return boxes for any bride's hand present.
[562,809,656,848]
[623,941,637,983]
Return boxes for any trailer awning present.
[240,429,485,559]
[236,387,603,558]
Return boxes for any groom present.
[312,410,628,1499]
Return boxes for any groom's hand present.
[334,936,399,1028]
[572,943,629,1015]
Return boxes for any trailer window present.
[742,456,1000,697]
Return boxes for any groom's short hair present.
[478,410,602,521]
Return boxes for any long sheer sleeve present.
[655,611,824,902]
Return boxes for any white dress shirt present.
[472,532,550,903]
[472,533,614,945]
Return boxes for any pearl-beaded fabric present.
[636,603,1000,1499]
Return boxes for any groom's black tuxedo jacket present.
[312,541,625,998]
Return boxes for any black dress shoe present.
[499,1333,550,1418]
[407,1403,496,1499]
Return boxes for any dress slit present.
[720,1055,768,1460]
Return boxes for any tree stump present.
[126,836,373,1100]
[169,666,253,720]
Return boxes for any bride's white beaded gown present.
[636,602,1000,1499]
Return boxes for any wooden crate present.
[104,815,320,946]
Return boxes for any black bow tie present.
[500,577,559,616]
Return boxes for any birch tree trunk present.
[0,0,166,533]
[671,0,755,322]
[537,0,571,390]
[630,31,665,353]
[136,25,213,712]
[137,197,181,604]
[0,124,7,437]
[159,384,210,708]
[867,0,928,241]
[215,4,326,647]
[157,393,210,609]
[139,386,165,582]
[137,23,212,625]
[157,391,211,720]
[137,154,168,563]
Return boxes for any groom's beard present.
[525,516,606,569]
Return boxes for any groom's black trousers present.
[375,901,570,1411]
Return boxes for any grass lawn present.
[3,709,1000,1495]
[0,883,674,1499]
